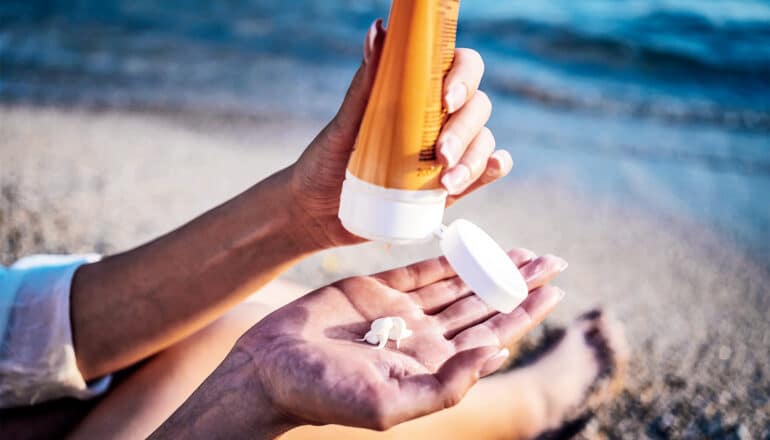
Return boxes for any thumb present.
[434,345,502,409]
[390,346,500,426]
[327,19,385,151]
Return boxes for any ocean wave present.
[461,10,770,130]
[485,74,770,132]
[465,13,770,84]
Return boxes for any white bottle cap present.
[339,171,447,244]
[437,219,528,313]
[339,172,528,313]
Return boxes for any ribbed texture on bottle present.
[348,0,461,190]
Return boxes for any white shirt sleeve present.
[0,254,112,408]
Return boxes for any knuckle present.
[541,253,560,263]
[530,255,556,274]
[404,306,424,322]
[443,276,466,294]
[442,389,463,410]
[368,414,390,431]
[363,276,385,289]
[466,130,496,176]
[367,399,393,431]
[460,48,485,74]
[451,331,473,350]
[475,90,492,113]
[369,420,390,432]
[480,127,496,148]
[450,118,472,141]
[512,305,534,327]
[331,277,352,289]
[411,292,428,310]
[334,276,373,292]
[471,295,494,314]
[405,263,422,286]
[475,52,486,75]
[456,297,477,316]
[370,275,391,287]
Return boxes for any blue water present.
[1,0,769,259]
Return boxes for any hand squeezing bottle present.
[339,0,528,313]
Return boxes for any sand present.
[1,105,768,438]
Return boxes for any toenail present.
[581,309,602,321]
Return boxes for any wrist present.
[242,166,327,255]
[282,163,345,252]
[151,348,297,439]
[214,348,299,437]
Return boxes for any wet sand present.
[1,105,768,438]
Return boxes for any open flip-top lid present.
[338,175,528,313]
[438,219,528,314]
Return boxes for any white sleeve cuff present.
[0,254,112,408]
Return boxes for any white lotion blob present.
[357,317,413,349]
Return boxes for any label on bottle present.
[348,0,460,191]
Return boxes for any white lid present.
[339,171,447,244]
[338,173,527,313]
[438,219,528,313]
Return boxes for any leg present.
[70,277,628,440]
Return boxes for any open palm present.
[236,248,567,431]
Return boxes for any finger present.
[441,125,495,195]
[410,248,537,312]
[452,285,565,351]
[479,347,511,377]
[374,255,457,292]
[434,345,499,406]
[444,48,485,114]
[518,254,569,291]
[394,346,499,422]
[363,19,385,66]
[434,254,568,336]
[437,92,492,169]
[446,150,513,206]
[436,295,496,338]
[327,19,386,151]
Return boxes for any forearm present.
[150,348,297,439]
[71,167,322,379]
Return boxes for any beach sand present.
[1,105,768,438]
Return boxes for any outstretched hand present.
[289,20,513,249]
[234,249,567,431]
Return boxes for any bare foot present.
[502,309,630,439]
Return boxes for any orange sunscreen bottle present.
[340,0,457,244]
[338,0,529,313]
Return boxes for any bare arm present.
[69,23,507,382]
[70,168,321,380]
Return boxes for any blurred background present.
[1,0,769,438]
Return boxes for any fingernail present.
[445,83,467,114]
[439,134,461,167]
[441,164,471,195]
[555,257,569,273]
[492,150,514,174]
[363,19,381,64]
[480,348,510,377]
